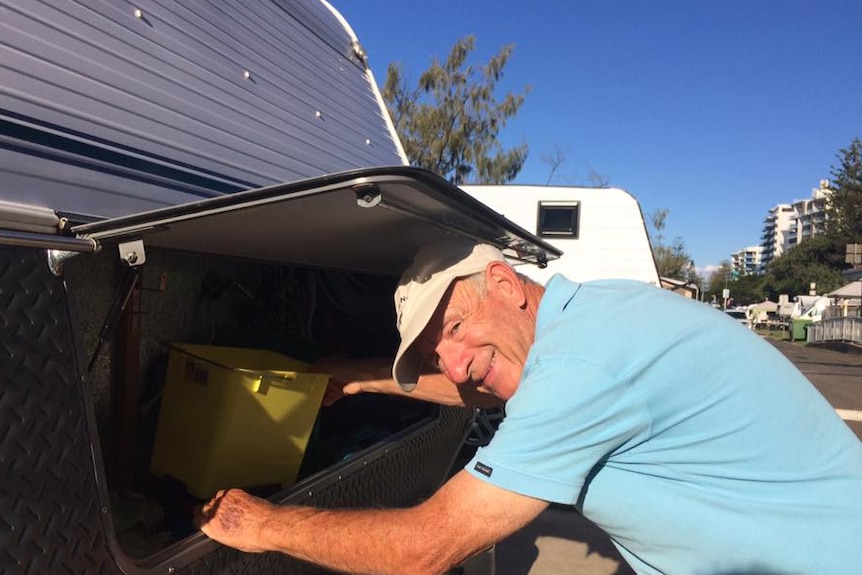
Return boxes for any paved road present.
[494,338,862,575]
[765,339,862,439]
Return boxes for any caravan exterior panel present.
[0,0,405,221]
[461,185,660,286]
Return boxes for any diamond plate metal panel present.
[0,246,118,574]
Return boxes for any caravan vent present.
[537,201,580,238]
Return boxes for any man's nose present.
[436,340,471,384]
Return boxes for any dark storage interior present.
[64,245,437,559]
[47,167,557,565]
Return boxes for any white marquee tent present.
[827,280,862,307]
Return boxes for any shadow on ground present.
[495,505,635,575]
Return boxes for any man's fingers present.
[342,382,369,396]
[193,489,271,553]
[196,490,228,527]
[323,381,377,405]
[322,383,345,406]
[194,503,211,528]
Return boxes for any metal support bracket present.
[118,239,146,267]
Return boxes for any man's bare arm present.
[312,357,503,408]
[196,470,547,575]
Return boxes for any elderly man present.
[197,241,862,575]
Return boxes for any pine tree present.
[382,36,529,185]
[827,137,862,240]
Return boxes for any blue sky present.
[333,1,862,275]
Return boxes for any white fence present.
[807,317,862,344]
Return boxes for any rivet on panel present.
[315,110,322,119]
[134,9,143,19]
[365,138,372,146]
[243,70,252,80]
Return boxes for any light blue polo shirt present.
[468,276,862,575]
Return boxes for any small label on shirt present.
[474,461,493,477]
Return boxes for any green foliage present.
[705,261,733,304]
[763,235,845,299]
[382,36,530,184]
[703,261,765,307]
[728,274,766,305]
[649,209,668,248]
[648,209,702,286]
[654,239,701,284]
[826,137,862,241]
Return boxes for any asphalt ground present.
[493,338,862,575]
[766,339,862,440]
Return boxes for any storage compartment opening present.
[64,246,438,560]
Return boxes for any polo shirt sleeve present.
[466,356,651,505]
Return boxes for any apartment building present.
[788,180,831,247]
[732,246,764,277]
[759,204,796,271]
[758,180,831,272]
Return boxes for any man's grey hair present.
[463,267,536,297]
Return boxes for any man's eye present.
[450,321,461,336]
[422,353,443,374]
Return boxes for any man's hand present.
[310,356,400,406]
[195,489,275,553]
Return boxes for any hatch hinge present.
[47,249,80,276]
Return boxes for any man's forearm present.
[410,372,503,408]
[331,365,503,408]
[198,474,546,575]
[263,506,441,575]
[198,490,461,575]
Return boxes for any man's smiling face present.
[415,262,536,401]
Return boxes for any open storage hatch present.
[69,166,559,274]
[22,166,559,573]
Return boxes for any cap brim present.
[391,276,454,389]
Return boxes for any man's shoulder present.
[544,275,670,309]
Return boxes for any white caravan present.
[460,185,660,286]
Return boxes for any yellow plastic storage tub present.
[150,343,329,499]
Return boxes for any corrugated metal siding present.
[0,0,405,220]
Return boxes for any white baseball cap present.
[393,240,506,389]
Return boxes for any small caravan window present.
[537,201,579,238]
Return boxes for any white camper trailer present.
[460,185,660,286]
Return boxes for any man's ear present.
[485,262,525,306]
